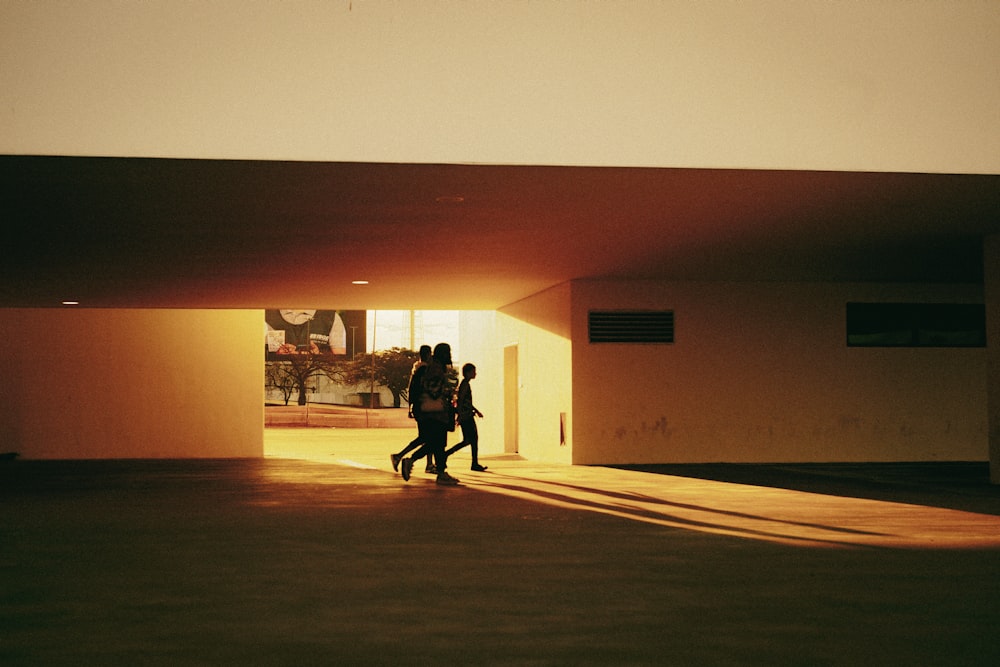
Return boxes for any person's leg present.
[404,433,434,473]
[400,421,430,482]
[402,447,432,479]
[446,419,473,456]
[425,420,457,484]
[467,420,487,471]
[415,421,430,459]
[399,435,422,456]
[444,439,467,457]
[409,441,436,472]
[431,422,447,472]
[392,423,424,471]
[395,423,425,457]
[422,443,437,473]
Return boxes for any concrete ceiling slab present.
[2,156,998,309]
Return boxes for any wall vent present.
[588,310,674,344]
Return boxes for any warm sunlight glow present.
[460,471,1000,550]
[366,310,460,355]
[265,428,1000,551]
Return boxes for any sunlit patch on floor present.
[265,427,1000,550]
[335,459,378,470]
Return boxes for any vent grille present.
[588,310,674,344]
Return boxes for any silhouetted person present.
[401,342,459,485]
[391,345,434,474]
[445,363,487,471]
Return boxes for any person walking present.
[391,345,434,474]
[401,342,460,485]
[445,363,487,472]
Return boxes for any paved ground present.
[3,427,1000,665]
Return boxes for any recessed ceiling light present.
[352,280,369,285]
[435,195,465,203]
[61,300,79,305]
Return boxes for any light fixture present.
[435,195,465,203]
[352,280,369,285]
[61,300,80,305]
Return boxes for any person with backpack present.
[400,342,460,485]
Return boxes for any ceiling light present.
[61,300,79,305]
[435,195,465,203]
[352,280,369,285]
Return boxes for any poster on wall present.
[264,310,366,360]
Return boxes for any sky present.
[367,310,461,357]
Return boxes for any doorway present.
[503,343,518,454]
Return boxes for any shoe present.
[391,453,401,472]
[425,464,437,474]
[401,457,413,482]
[471,464,488,472]
[436,472,460,486]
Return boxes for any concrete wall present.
[1,288,986,466]
[0,309,263,459]
[465,284,573,465]
[569,280,987,465]
[3,2,998,175]
[455,311,503,460]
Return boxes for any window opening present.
[846,302,985,347]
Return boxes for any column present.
[985,235,1000,484]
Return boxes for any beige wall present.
[1,290,986,466]
[0,309,263,459]
[478,283,573,464]
[569,280,987,465]
[2,1,997,174]
[455,310,504,460]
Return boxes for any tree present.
[264,362,298,406]
[265,347,345,406]
[342,347,419,408]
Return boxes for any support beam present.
[986,235,1000,484]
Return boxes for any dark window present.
[846,303,986,347]
[588,310,674,344]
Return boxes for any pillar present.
[985,235,1000,484]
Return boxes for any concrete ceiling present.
[2,155,998,310]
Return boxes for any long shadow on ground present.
[609,462,1000,516]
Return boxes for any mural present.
[264,310,366,360]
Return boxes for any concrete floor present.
[3,428,1000,666]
